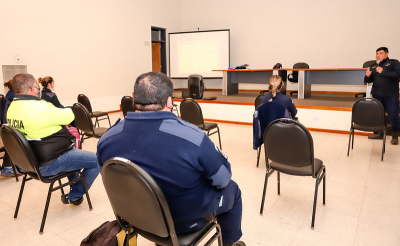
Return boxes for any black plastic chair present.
[255,90,269,110]
[287,62,309,96]
[72,103,108,148]
[1,125,93,234]
[78,94,111,127]
[180,99,222,149]
[355,60,378,98]
[121,96,135,118]
[347,98,386,160]
[255,95,264,110]
[101,157,223,246]
[260,119,326,229]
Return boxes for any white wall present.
[2,0,400,111]
[0,0,182,111]
[177,0,400,92]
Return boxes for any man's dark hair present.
[134,72,173,111]
[376,47,389,53]
[12,73,36,94]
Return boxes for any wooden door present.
[152,43,161,72]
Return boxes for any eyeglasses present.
[32,85,40,91]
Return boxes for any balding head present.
[134,72,173,112]
[13,73,37,94]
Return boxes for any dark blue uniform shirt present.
[364,58,400,97]
[260,92,297,118]
[97,111,232,224]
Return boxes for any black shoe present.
[368,133,384,139]
[391,136,398,145]
[224,241,246,246]
[61,194,84,206]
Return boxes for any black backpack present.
[81,221,120,246]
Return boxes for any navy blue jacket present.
[41,88,64,108]
[97,111,232,224]
[253,102,286,150]
[364,58,400,97]
[260,92,297,118]
[5,90,15,102]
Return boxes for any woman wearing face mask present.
[39,76,76,128]
[38,76,63,108]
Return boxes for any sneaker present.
[61,194,84,206]
[391,136,398,145]
[368,133,384,139]
[0,167,22,177]
[224,241,246,246]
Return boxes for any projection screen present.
[169,30,230,79]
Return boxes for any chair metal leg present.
[311,165,326,229]
[311,175,320,229]
[58,180,65,195]
[256,146,261,167]
[80,133,85,148]
[347,129,352,156]
[216,127,222,150]
[260,169,270,214]
[79,172,93,210]
[323,167,326,205]
[10,161,19,182]
[351,129,355,149]
[107,114,111,127]
[216,224,223,246]
[39,182,55,234]
[382,131,386,161]
[95,117,100,128]
[14,174,28,218]
[277,171,280,195]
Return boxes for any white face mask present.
[50,83,56,93]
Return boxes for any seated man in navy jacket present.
[97,72,244,246]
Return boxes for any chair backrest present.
[72,103,95,134]
[288,62,309,83]
[121,96,134,117]
[272,63,282,69]
[188,74,204,99]
[102,157,178,243]
[363,60,377,68]
[180,99,204,127]
[77,94,93,113]
[255,95,264,109]
[1,125,42,178]
[264,119,316,176]
[351,98,385,129]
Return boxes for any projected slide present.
[169,30,229,78]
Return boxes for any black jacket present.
[364,58,400,97]
[41,88,64,108]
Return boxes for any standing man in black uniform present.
[365,47,400,145]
